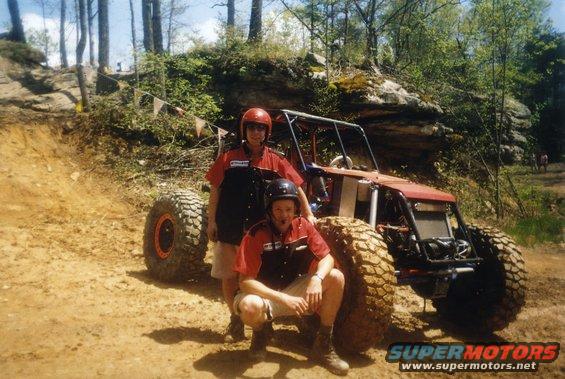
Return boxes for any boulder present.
[334,72,446,162]
[0,54,93,113]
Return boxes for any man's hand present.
[280,293,309,316]
[305,275,323,311]
[207,220,218,242]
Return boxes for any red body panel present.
[321,166,456,203]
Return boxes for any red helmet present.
[240,108,272,140]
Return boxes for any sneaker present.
[224,314,245,343]
[311,332,349,376]
[249,322,273,361]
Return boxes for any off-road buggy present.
[143,109,526,352]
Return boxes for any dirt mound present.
[0,113,563,377]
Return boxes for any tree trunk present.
[365,0,378,66]
[247,0,262,43]
[7,0,26,43]
[60,0,68,68]
[166,0,175,53]
[343,0,349,50]
[129,0,139,84]
[309,0,314,52]
[76,0,89,111]
[152,0,164,54]
[87,0,95,66]
[75,0,79,45]
[142,0,154,51]
[40,1,49,65]
[227,0,235,33]
[96,0,110,94]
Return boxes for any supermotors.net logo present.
[386,342,560,373]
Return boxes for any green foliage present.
[0,40,45,65]
[89,89,212,147]
[26,28,57,66]
[308,80,340,116]
[504,214,564,246]
[139,52,222,122]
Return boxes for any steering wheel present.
[329,155,353,169]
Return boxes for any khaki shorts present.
[233,274,315,319]
[210,242,238,279]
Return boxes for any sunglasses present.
[245,123,267,131]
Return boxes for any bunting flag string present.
[95,71,231,143]
[153,98,165,118]
[194,116,206,137]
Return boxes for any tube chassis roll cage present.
[396,192,482,266]
[276,109,481,267]
[280,109,379,172]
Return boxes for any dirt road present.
[0,117,563,377]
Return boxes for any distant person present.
[117,62,122,72]
[205,108,316,343]
[530,153,538,173]
[539,153,548,173]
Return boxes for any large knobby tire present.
[433,225,526,331]
[143,190,208,282]
[317,217,395,352]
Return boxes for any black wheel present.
[143,190,208,282]
[317,217,395,352]
[433,225,526,331]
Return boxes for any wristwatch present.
[313,273,324,281]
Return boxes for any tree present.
[28,28,57,65]
[227,0,235,31]
[96,0,110,94]
[87,0,95,66]
[7,0,26,43]
[129,0,139,83]
[60,0,68,67]
[142,0,154,51]
[76,0,89,111]
[164,0,189,54]
[248,0,263,43]
[518,30,564,161]
[33,0,52,65]
[152,0,164,53]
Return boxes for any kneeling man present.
[233,179,349,375]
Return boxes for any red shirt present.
[204,144,305,245]
[205,145,304,188]
[234,217,330,289]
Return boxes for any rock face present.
[500,98,532,162]
[219,60,531,164]
[0,42,94,113]
[334,72,450,162]
[220,66,451,163]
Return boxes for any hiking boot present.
[224,314,245,343]
[298,314,321,347]
[311,332,349,376]
[249,322,273,361]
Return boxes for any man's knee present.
[238,295,264,323]
[324,268,345,290]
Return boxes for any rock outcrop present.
[220,64,451,162]
[500,97,532,162]
[0,41,94,113]
[334,72,450,161]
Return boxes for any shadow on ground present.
[126,267,220,300]
[144,326,225,345]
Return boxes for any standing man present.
[206,108,315,342]
[233,179,349,376]
[539,152,549,173]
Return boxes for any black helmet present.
[264,179,300,213]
